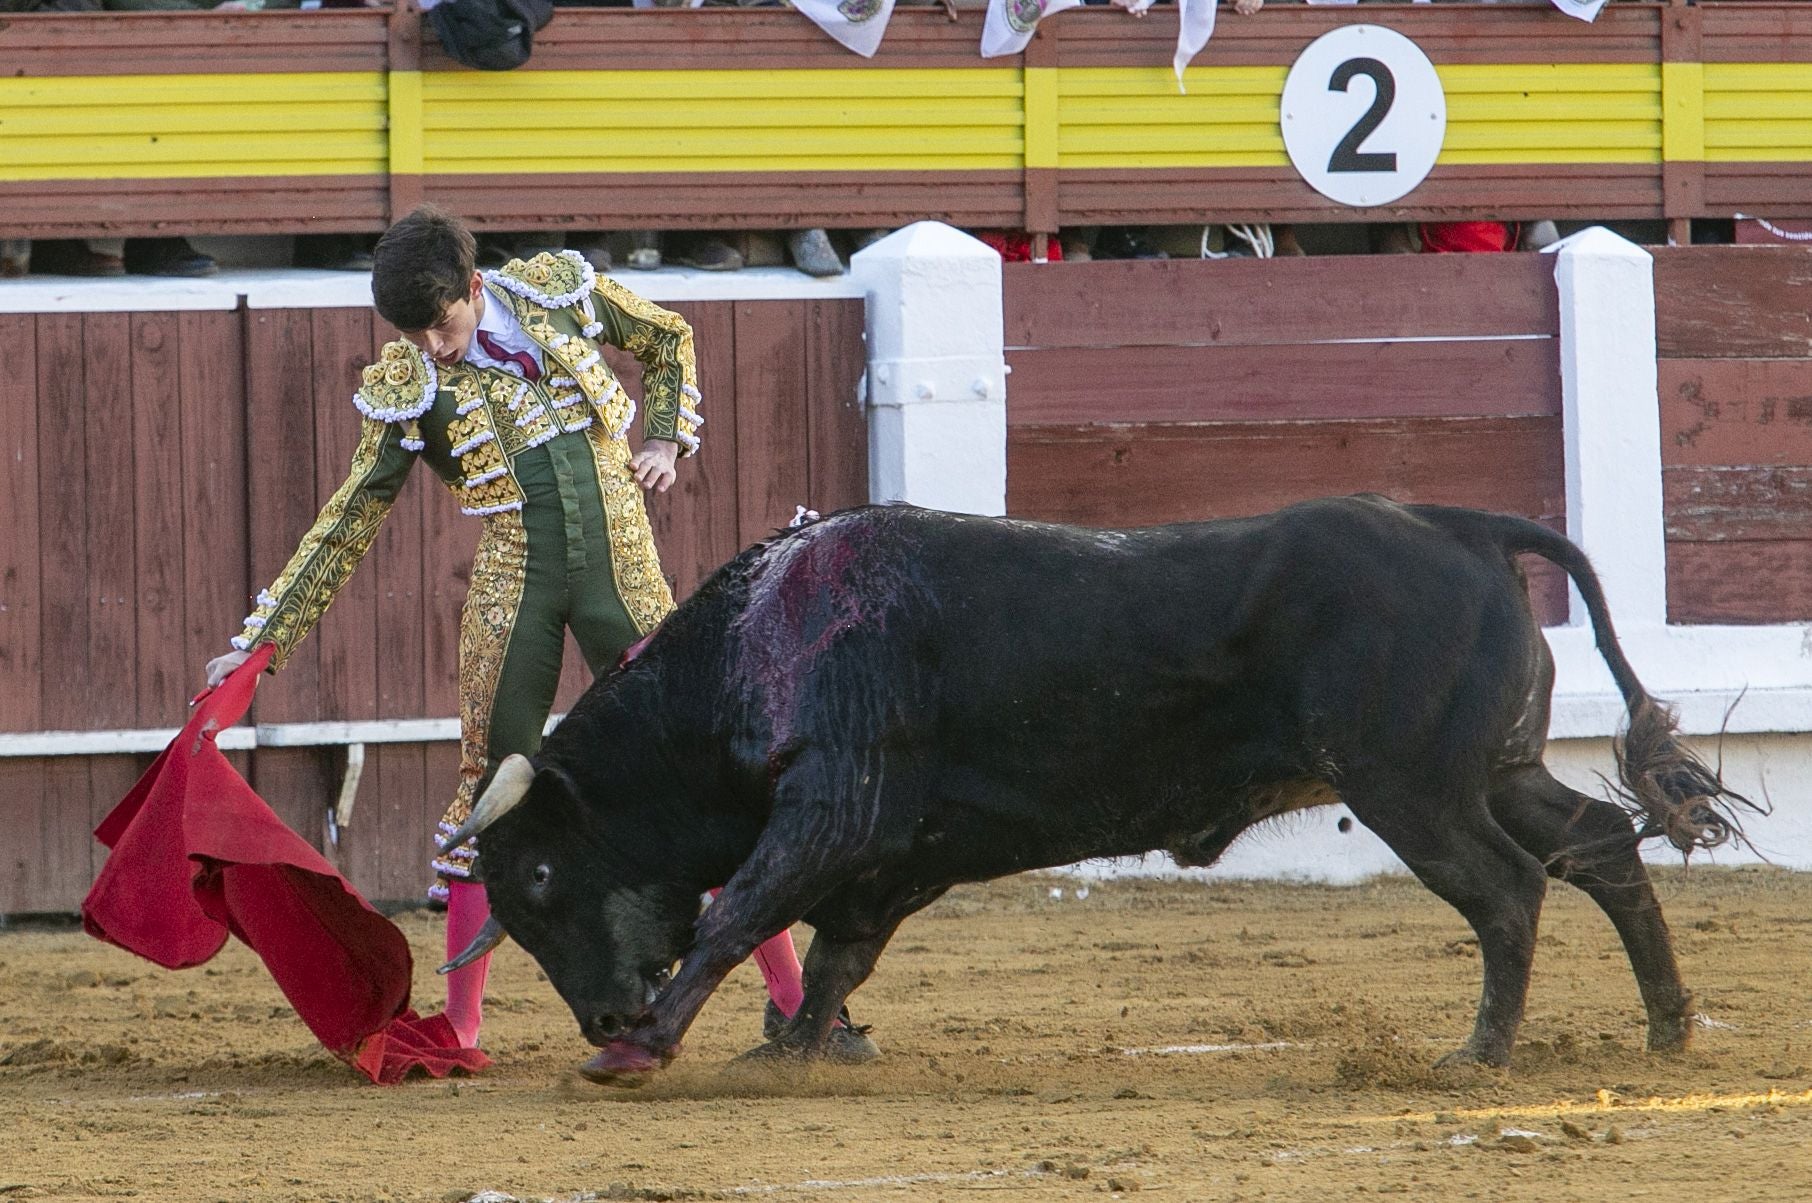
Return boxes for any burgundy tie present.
[475,329,541,383]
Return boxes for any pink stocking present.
[709,888,805,1018]
[444,880,492,1049]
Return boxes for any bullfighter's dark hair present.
[371,204,477,333]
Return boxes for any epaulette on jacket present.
[489,249,597,315]
[353,339,434,451]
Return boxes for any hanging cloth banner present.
[795,0,897,58]
[980,0,1082,59]
[1548,0,1608,20]
[1170,0,1218,89]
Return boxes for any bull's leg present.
[755,927,895,1058]
[1487,763,1692,1052]
[1348,786,1549,1067]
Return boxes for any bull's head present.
[437,753,700,1047]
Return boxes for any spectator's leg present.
[295,233,376,272]
[0,239,29,279]
[787,228,845,277]
[124,237,217,278]
[30,238,126,277]
[569,232,612,272]
[670,232,744,272]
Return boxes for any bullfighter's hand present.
[631,440,680,494]
[205,649,252,689]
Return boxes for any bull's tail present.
[1425,506,1760,855]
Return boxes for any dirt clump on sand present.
[5,867,1812,1202]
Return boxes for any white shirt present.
[465,282,546,377]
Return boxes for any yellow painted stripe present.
[389,69,423,177]
[1662,61,1706,162]
[1024,67,1059,170]
[422,68,1024,102]
[2,61,1807,185]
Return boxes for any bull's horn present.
[437,915,508,975]
[439,753,537,852]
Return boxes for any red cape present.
[82,646,489,1084]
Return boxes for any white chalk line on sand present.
[1121,1040,1302,1056]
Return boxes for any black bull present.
[441,497,1751,1083]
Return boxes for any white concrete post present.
[850,221,1008,516]
[1546,227,1669,630]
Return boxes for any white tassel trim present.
[573,350,601,374]
[681,383,701,403]
[546,376,576,390]
[481,249,596,311]
[550,392,585,410]
[611,396,638,441]
[582,321,603,339]
[456,394,485,416]
[679,405,703,427]
[562,414,594,434]
[451,429,496,457]
[462,498,525,517]
[676,430,701,454]
[401,436,425,452]
[508,381,530,412]
[522,426,560,451]
[230,634,253,651]
[351,352,437,422]
[515,407,549,428]
[464,465,508,487]
[257,590,278,608]
[242,615,267,629]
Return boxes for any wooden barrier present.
[1,3,1808,241]
[1001,253,1570,623]
[0,294,867,911]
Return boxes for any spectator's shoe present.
[624,231,662,271]
[30,239,125,277]
[125,237,217,278]
[571,239,613,273]
[761,1000,882,1064]
[0,239,28,279]
[787,228,845,278]
[674,236,744,272]
[476,236,514,270]
[1094,227,1167,261]
[294,233,374,272]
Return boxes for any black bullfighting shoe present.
[761,1000,882,1064]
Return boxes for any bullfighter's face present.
[477,768,701,1047]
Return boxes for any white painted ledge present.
[0,713,565,757]
[0,267,864,315]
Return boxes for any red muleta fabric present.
[81,645,489,1084]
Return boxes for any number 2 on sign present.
[1279,25,1446,208]
[1327,57,1397,175]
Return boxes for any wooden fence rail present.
[1,3,1809,241]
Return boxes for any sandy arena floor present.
[4,867,1812,1202]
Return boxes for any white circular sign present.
[1280,25,1446,208]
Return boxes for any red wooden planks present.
[733,301,812,552]
[1007,339,1561,426]
[805,298,870,516]
[0,316,43,734]
[1004,256,1559,351]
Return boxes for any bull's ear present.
[534,764,582,810]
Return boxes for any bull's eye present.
[532,864,551,886]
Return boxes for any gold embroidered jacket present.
[232,252,701,669]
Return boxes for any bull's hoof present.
[733,1025,881,1067]
[577,1040,672,1085]
[1433,1045,1509,1070]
